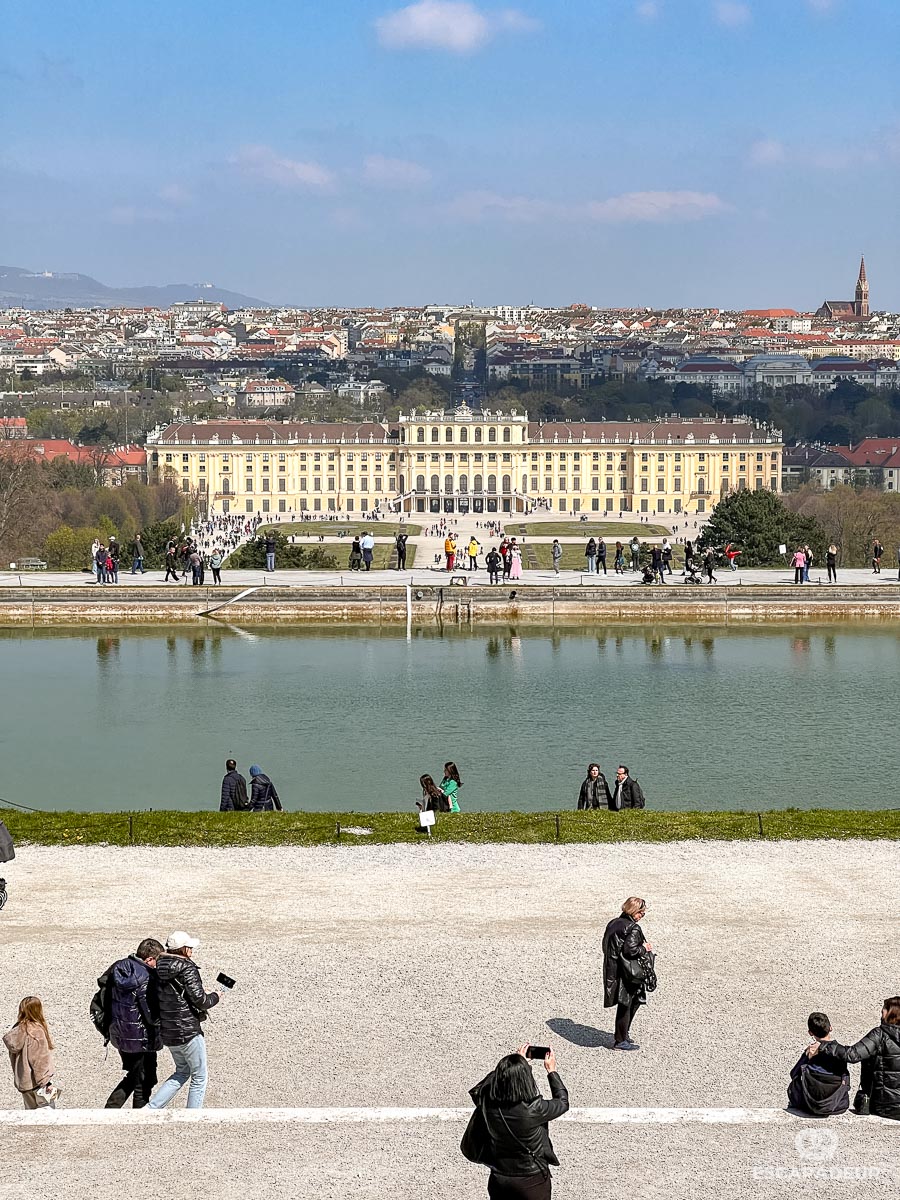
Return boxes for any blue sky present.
[2,0,898,308]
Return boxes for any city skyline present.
[3,0,899,308]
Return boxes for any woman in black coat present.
[809,997,900,1120]
[462,1047,569,1199]
[602,897,652,1050]
[577,763,610,810]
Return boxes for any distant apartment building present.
[238,378,295,408]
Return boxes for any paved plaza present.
[1,840,898,1198]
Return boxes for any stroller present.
[683,562,703,585]
[0,819,13,911]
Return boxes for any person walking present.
[395,531,409,571]
[486,547,502,585]
[630,537,641,573]
[602,897,653,1051]
[596,537,607,575]
[462,1046,569,1199]
[4,997,60,1109]
[445,533,457,572]
[508,542,523,580]
[248,765,283,812]
[440,762,463,812]
[807,996,900,1120]
[102,938,165,1109]
[147,931,219,1111]
[209,548,224,585]
[650,545,666,584]
[164,539,179,583]
[791,546,806,585]
[802,543,813,583]
[577,763,610,810]
[220,759,249,812]
[131,533,145,575]
[349,536,363,571]
[614,541,625,574]
[704,547,717,584]
[661,538,674,575]
[872,539,884,574]
[189,547,203,586]
[108,537,121,584]
[826,544,838,584]
[264,533,276,573]
[91,536,101,579]
[608,765,645,811]
[361,530,375,571]
[551,540,562,575]
[584,537,597,574]
[468,536,481,571]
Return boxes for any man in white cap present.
[147,931,219,1110]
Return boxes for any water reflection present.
[96,636,120,664]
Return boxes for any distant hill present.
[0,266,268,311]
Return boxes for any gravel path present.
[1,841,898,1197]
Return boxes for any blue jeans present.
[148,1034,208,1109]
[266,552,275,571]
[131,557,144,574]
[586,555,596,572]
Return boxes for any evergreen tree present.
[698,490,824,567]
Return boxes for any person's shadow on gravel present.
[546,1018,615,1050]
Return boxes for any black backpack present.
[233,775,251,812]
[90,966,114,1041]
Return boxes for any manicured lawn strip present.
[260,522,421,537]
[3,808,898,847]
[518,522,669,538]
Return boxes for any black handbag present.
[461,1104,491,1165]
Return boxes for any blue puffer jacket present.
[109,956,161,1054]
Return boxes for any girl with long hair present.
[417,774,448,812]
[441,762,462,812]
[3,996,59,1109]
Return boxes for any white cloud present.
[748,138,786,166]
[158,182,192,206]
[635,1,661,19]
[444,188,726,224]
[713,1,751,27]
[363,154,432,188]
[230,144,335,190]
[375,1,538,53]
[585,190,726,223]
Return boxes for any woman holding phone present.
[462,1046,569,1198]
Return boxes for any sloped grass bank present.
[2,807,898,848]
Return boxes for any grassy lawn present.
[528,543,684,571]
[518,521,669,537]
[3,807,898,848]
[260,521,421,537]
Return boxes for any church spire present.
[855,255,869,317]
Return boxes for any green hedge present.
[2,808,898,848]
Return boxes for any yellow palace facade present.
[149,409,783,517]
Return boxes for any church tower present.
[855,255,869,318]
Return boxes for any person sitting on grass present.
[788,1012,850,1116]
[440,762,462,812]
[417,774,449,813]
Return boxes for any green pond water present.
[1,623,898,814]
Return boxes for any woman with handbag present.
[602,896,653,1051]
[461,1046,569,1198]
[4,996,61,1109]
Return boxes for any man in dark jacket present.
[147,931,219,1110]
[577,763,611,810]
[395,531,408,570]
[103,937,165,1108]
[220,759,249,811]
[602,897,651,1051]
[788,1012,850,1116]
[485,548,502,585]
[810,997,900,1121]
[264,534,276,572]
[609,765,645,811]
[248,764,283,812]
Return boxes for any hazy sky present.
[3,0,898,308]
